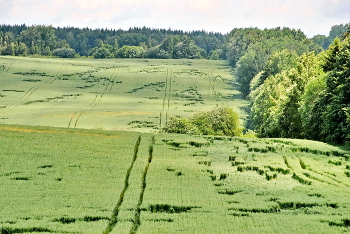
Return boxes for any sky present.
[0,0,349,37]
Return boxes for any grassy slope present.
[0,56,248,131]
[0,125,349,233]
[1,57,350,233]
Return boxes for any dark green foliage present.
[266,166,290,174]
[219,173,228,180]
[192,151,208,157]
[148,204,197,213]
[322,37,350,144]
[328,160,342,166]
[11,177,30,181]
[248,147,268,153]
[233,162,246,167]
[292,173,312,185]
[198,161,212,166]
[218,189,242,195]
[277,202,318,209]
[232,207,279,213]
[188,141,205,148]
[53,217,76,224]
[328,218,350,227]
[150,218,174,222]
[228,156,236,161]
[83,216,110,222]
[299,159,307,169]
[265,173,277,181]
[1,227,54,233]
[230,212,250,217]
[166,141,181,148]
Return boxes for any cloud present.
[323,0,350,18]
[0,0,16,20]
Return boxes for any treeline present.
[247,26,350,145]
[0,24,347,60]
[0,25,225,59]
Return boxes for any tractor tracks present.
[207,70,215,96]
[68,69,119,128]
[103,135,156,234]
[1,65,66,113]
[90,69,118,107]
[160,68,172,129]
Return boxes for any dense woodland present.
[0,23,349,145]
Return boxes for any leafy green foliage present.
[164,106,242,136]
[162,116,199,135]
[115,45,144,58]
[251,52,324,138]
[236,37,318,97]
[52,47,76,58]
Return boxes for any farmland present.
[1,125,350,233]
[0,56,248,131]
[1,57,350,233]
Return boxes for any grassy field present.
[0,124,349,233]
[1,57,350,233]
[0,56,248,132]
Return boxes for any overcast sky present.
[0,0,349,37]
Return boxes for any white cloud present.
[0,0,349,37]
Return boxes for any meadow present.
[1,57,350,233]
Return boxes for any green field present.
[1,57,350,233]
[0,56,248,131]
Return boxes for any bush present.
[92,47,113,58]
[164,106,242,136]
[52,48,76,58]
[162,116,199,134]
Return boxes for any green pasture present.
[1,124,350,233]
[0,56,248,132]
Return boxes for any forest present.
[0,23,349,145]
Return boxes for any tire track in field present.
[284,156,350,188]
[130,136,155,234]
[68,69,118,128]
[67,111,84,128]
[90,69,118,107]
[160,68,171,129]
[5,61,14,72]
[1,65,66,113]
[103,135,142,234]
[207,70,215,96]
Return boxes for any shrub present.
[164,106,242,136]
[162,116,199,134]
[52,48,76,58]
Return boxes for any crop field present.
[1,124,350,233]
[1,57,350,233]
[0,56,248,132]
